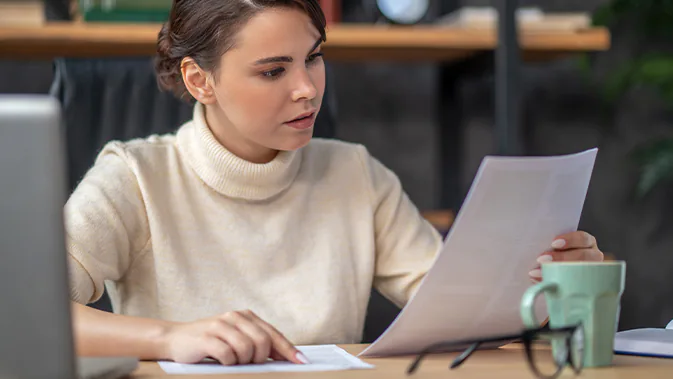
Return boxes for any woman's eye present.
[261,53,322,79]
[262,67,285,79]
[307,52,324,65]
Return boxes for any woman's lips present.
[284,112,315,130]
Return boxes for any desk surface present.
[0,23,610,61]
[130,344,673,378]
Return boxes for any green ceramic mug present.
[520,261,626,367]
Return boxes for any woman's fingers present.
[239,310,308,364]
[552,231,597,251]
[223,311,272,364]
[529,267,542,280]
[549,248,603,262]
[204,310,306,365]
[209,318,255,364]
[203,337,237,365]
[529,246,604,281]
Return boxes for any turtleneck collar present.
[176,103,302,201]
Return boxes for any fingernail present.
[537,255,554,264]
[551,239,566,249]
[296,352,310,364]
[528,269,542,278]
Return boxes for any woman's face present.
[203,7,325,161]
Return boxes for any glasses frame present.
[407,324,584,379]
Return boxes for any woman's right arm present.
[66,145,305,365]
[71,301,172,359]
[72,303,305,364]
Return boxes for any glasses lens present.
[569,325,585,372]
[528,334,566,379]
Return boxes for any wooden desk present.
[0,23,609,61]
[130,344,673,378]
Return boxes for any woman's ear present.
[181,57,216,104]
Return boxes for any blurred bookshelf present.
[73,0,342,23]
[0,1,609,60]
[0,21,609,61]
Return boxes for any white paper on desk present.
[360,148,598,357]
[158,345,373,375]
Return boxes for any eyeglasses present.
[407,324,584,379]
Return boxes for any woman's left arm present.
[357,146,443,309]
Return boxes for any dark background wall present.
[2,0,671,331]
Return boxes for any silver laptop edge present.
[0,95,138,379]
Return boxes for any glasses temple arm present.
[450,342,479,368]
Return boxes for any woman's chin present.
[278,133,314,151]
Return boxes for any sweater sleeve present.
[357,146,443,309]
[64,144,150,304]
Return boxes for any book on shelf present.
[320,0,340,24]
[77,0,172,22]
[437,6,591,32]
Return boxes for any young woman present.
[66,0,604,366]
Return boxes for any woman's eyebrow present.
[307,38,322,54]
[252,38,322,66]
[254,56,293,65]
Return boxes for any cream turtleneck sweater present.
[65,103,442,344]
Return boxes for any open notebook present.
[613,320,673,358]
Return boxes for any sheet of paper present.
[158,344,374,375]
[360,148,598,357]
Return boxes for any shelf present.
[0,22,610,61]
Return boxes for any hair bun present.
[155,23,189,99]
[157,23,172,56]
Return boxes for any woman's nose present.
[291,69,318,102]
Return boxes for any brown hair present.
[155,0,327,101]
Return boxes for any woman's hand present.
[529,231,604,282]
[162,309,309,365]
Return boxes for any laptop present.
[0,95,139,379]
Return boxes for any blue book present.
[614,323,673,359]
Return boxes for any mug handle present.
[520,282,558,328]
